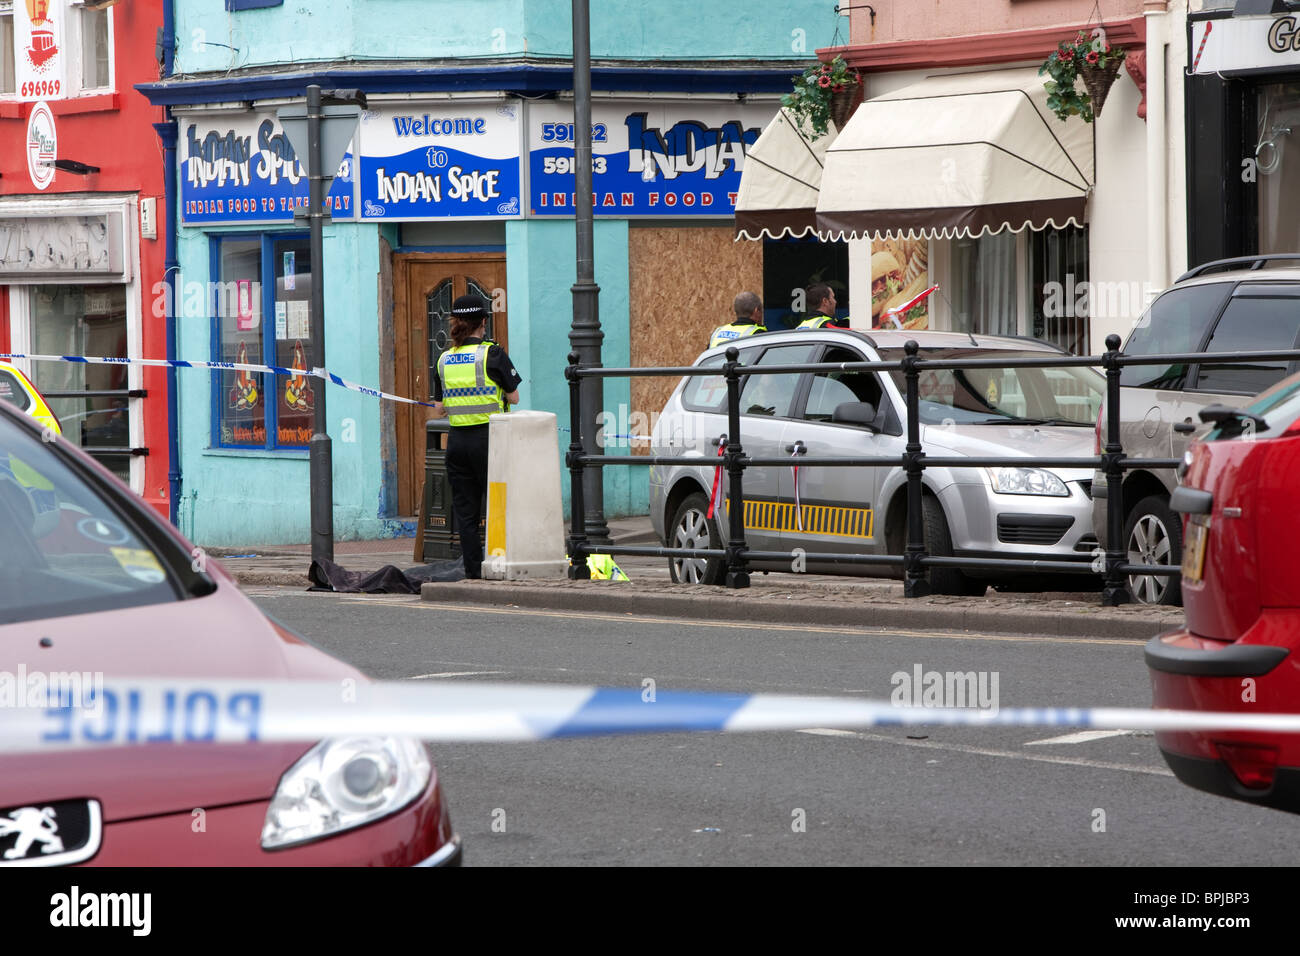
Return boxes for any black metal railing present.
[563,334,1300,606]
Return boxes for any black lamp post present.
[569,0,610,545]
[278,86,364,565]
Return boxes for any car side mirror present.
[832,401,879,431]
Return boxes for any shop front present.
[0,0,167,512]
[170,91,778,543]
[735,10,1183,356]
[1187,4,1300,264]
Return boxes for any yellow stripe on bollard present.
[487,481,508,556]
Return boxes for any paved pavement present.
[211,516,1183,641]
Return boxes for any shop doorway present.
[393,253,507,516]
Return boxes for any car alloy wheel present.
[1124,494,1182,606]
[668,491,723,585]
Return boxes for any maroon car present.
[0,402,460,865]
[1147,371,1300,812]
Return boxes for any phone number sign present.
[528,101,769,217]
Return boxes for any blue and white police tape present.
[0,352,440,410]
[8,678,1300,753]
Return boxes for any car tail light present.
[1215,741,1279,790]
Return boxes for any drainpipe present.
[1145,3,1168,296]
[154,0,181,525]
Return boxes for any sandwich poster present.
[14,0,69,102]
[871,238,930,330]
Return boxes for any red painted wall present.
[0,1,169,517]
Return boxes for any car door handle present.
[784,441,806,455]
[1173,419,1195,434]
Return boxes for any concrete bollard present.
[482,410,568,579]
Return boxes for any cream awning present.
[734,108,836,241]
[816,67,1095,240]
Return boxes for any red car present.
[0,402,460,865]
[1147,371,1300,811]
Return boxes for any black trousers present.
[445,423,490,578]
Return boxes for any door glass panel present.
[426,278,453,393]
[466,276,498,343]
[31,284,129,481]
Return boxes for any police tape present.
[0,352,440,410]
[7,677,1300,753]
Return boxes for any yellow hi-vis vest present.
[437,341,506,427]
[796,314,842,330]
[585,553,629,580]
[710,322,765,349]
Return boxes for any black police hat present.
[451,294,489,321]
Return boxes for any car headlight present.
[261,736,431,850]
[985,467,1069,496]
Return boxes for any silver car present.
[1092,258,1300,605]
[649,329,1104,596]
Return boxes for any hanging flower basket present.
[1079,56,1124,118]
[781,55,861,140]
[830,82,863,130]
[1039,30,1126,123]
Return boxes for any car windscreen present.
[0,414,180,625]
[0,369,32,413]
[878,348,1103,426]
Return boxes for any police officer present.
[709,291,766,348]
[432,294,523,579]
[796,282,845,329]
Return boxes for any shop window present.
[1256,83,1300,256]
[1030,225,1090,355]
[762,237,850,330]
[29,284,130,482]
[0,2,14,97]
[211,234,313,451]
[78,4,111,92]
[950,232,1017,338]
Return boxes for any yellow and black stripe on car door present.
[725,497,875,542]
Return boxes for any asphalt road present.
[250,588,1294,866]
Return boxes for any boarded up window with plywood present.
[627,225,763,452]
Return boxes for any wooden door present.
[394,253,508,516]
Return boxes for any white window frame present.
[68,0,115,97]
[0,1,16,99]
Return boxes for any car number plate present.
[1182,515,1209,584]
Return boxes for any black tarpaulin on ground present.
[307,557,465,593]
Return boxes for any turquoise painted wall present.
[176,221,391,546]
[506,218,644,519]
[175,1,837,73]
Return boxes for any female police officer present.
[432,294,522,579]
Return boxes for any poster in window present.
[237,279,257,330]
[874,238,930,331]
